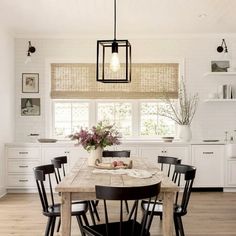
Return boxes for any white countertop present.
[5,139,226,147]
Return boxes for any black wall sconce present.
[25,41,36,64]
[217,39,228,53]
[96,0,131,83]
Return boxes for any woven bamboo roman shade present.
[51,63,179,99]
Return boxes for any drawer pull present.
[19,179,28,182]
[161,151,167,153]
[19,165,29,168]
[19,152,28,154]
[203,152,214,155]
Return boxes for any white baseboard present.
[0,186,7,198]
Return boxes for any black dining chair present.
[34,164,89,236]
[79,182,161,236]
[51,156,100,230]
[102,150,131,213]
[141,164,196,236]
[158,155,181,177]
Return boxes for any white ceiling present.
[0,0,236,38]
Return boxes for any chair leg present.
[76,215,86,236]
[56,217,61,232]
[174,215,180,236]
[177,216,185,236]
[125,200,129,214]
[82,213,90,226]
[91,200,100,221]
[178,216,185,236]
[50,217,56,236]
[88,201,96,225]
[45,217,52,236]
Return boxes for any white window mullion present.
[132,100,139,137]
[90,100,96,127]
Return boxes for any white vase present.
[178,125,192,142]
[88,146,103,166]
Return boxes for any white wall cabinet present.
[191,145,224,188]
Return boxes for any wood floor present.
[0,192,236,236]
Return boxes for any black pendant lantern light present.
[96,0,131,83]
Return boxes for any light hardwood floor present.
[0,192,236,236]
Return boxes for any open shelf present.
[204,99,236,102]
[204,72,236,77]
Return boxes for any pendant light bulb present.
[110,41,120,72]
[110,52,120,72]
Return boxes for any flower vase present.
[88,147,103,166]
[178,125,192,142]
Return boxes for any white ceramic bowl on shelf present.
[38,138,57,143]
[161,137,174,143]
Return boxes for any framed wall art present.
[21,98,40,116]
[22,73,39,93]
[211,61,230,72]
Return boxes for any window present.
[52,100,176,138]
[140,102,176,136]
[53,101,89,137]
[97,102,132,136]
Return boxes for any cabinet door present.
[166,146,190,165]
[42,147,70,165]
[192,145,224,187]
[226,160,236,186]
[140,147,163,165]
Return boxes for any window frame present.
[51,99,177,140]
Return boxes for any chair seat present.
[83,220,150,236]
[43,202,88,217]
[141,200,186,216]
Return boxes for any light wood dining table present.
[55,157,179,236]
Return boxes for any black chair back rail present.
[102,150,131,158]
[82,183,161,236]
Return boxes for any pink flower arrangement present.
[69,122,122,151]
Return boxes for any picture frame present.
[21,98,40,116]
[211,61,230,72]
[22,73,39,93]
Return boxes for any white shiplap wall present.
[0,28,15,195]
[15,36,236,142]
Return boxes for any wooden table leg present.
[163,192,175,236]
[61,192,71,236]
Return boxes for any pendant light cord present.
[114,0,116,40]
